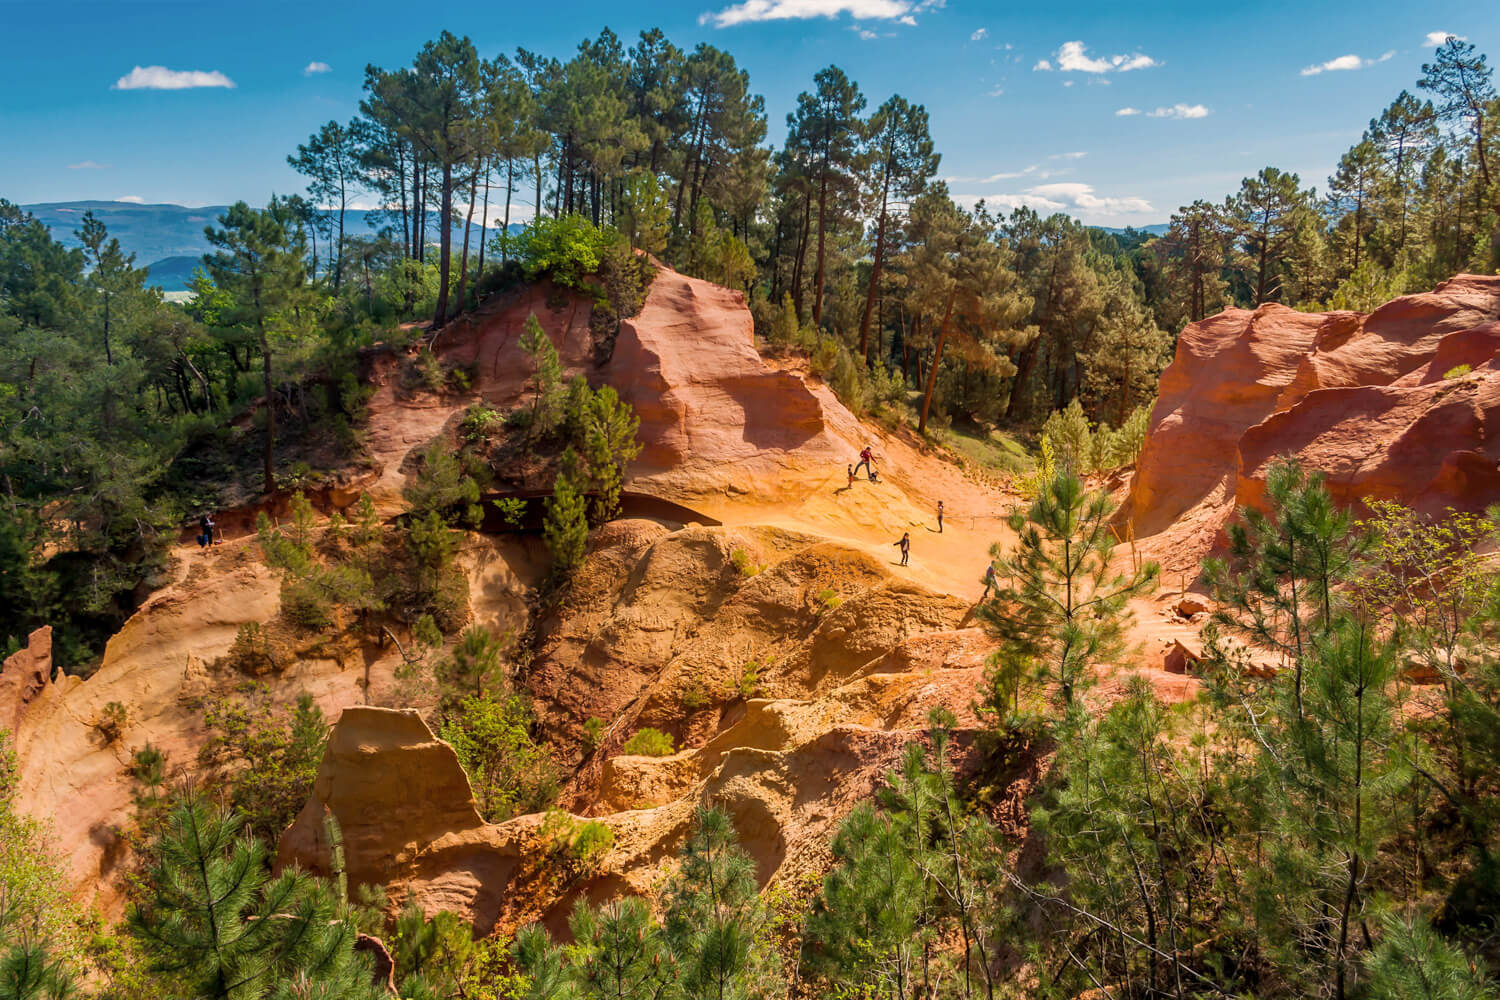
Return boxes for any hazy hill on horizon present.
[23,200,1166,292]
[22,199,525,291]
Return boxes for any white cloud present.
[1033,58,1052,71]
[304,61,331,75]
[947,165,1038,183]
[1052,151,1087,160]
[954,180,1152,218]
[1300,50,1394,76]
[970,27,987,41]
[855,27,879,39]
[1115,106,1141,116]
[1036,40,1159,73]
[113,65,236,90]
[1145,103,1210,119]
[699,0,933,27]
[1425,31,1464,47]
[987,85,1004,97]
[1062,80,1074,88]
[118,196,146,204]
[67,160,108,170]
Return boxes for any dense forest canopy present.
[2,28,1498,663]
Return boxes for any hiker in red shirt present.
[855,446,874,479]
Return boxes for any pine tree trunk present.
[260,325,276,493]
[813,159,830,326]
[477,159,491,280]
[858,174,891,359]
[919,297,955,433]
[434,161,454,328]
[453,168,479,319]
[792,193,811,319]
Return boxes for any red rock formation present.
[1126,274,1500,566]
[1,626,55,734]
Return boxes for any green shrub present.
[738,659,766,699]
[95,701,130,745]
[440,693,559,823]
[570,820,614,873]
[730,547,761,577]
[621,727,675,757]
[583,716,606,754]
[1445,364,1473,379]
[459,402,503,443]
[492,497,527,528]
[537,809,615,877]
[810,337,840,377]
[681,681,711,712]
[512,214,616,289]
[197,690,329,845]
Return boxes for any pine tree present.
[543,450,590,577]
[663,807,775,1000]
[521,312,564,434]
[203,199,316,493]
[1231,167,1313,304]
[579,384,642,524]
[977,469,1159,707]
[1204,457,1369,718]
[127,798,382,1000]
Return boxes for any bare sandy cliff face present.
[1123,274,1500,571]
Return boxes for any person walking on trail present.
[937,500,944,533]
[981,564,998,598]
[855,446,875,479]
[894,531,910,567]
[197,513,215,549]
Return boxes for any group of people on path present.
[846,444,994,598]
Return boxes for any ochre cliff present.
[1123,274,1500,570]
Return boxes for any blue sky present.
[2,0,1496,227]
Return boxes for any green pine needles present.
[126,797,384,1000]
[978,468,1159,712]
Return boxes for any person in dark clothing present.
[981,564,998,598]
[868,467,879,484]
[197,513,213,548]
[894,531,910,566]
[855,446,874,479]
[937,500,944,533]
[847,464,856,488]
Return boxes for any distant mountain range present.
[22,200,521,292]
[24,200,1168,294]
[1095,224,1170,237]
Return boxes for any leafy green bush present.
[538,809,615,876]
[440,693,559,823]
[621,727,675,757]
[459,402,503,442]
[583,716,606,754]
[730,547,761,577]
[492,497,527,528]
[1445,364,1473,379]
[94,701,130,745]
[197,690,330,844]
[512,214,617,288]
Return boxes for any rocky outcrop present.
[276,708,486,890]
[1,626,56,733]
[1125,274,1500,568]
